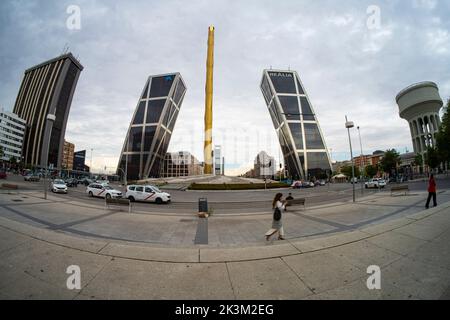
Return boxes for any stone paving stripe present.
[194,218,208,245]
[1,205,59,228]
[47,210,121,230]
[290,212,350,229]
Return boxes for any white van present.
[125,185,171,204]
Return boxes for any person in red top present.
[425,174,437,209]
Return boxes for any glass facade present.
[117,73,186,180]
[260,69,331,180]
[268,72,296,94]
[304,123,325,149]
[278,96,300,120]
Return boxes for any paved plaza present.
[0,176,450,299]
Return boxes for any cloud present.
[0,0,449,174]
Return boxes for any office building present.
[260,69,332,179]
[161,151,203,178]
[73,150,87,172]
[61,140,74,170]
[0,110,26,161]
[117,73,186,180]
[12,53,83,169]
[214,145,222,175]
[254,151,275,178]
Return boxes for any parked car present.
[291,181,302,189]
[350,177,358,184]
[86,183,122,199]
[365,178,387,189]
[125,185,171,204]
[319,180,326,186]
[51,179,68,194]
[80,178,94,186]
[65,178,78,187]
[0,170,7,179]
[24,174,40,182]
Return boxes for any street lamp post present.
[41,113,56,200]
[124,138,129,187]
[345,116,356,203]
[357,126,364,195]
[90,148,93,178]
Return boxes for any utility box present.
[198,198,208,218]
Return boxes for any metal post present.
[345,116,355,203]
[41,114,56,200]
[90,148,93,178]
[124,139,128,186]
[357,126,364,195]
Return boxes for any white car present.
[86,183,122,199]
[365,178,387,189]
[125,185,171,204]
[51,179,68,193]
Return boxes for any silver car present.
[51,179,68,193]
[365,178,386,189]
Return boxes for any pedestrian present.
[285,192,294,211]
[265,193,286,241]
[425,174,437,209]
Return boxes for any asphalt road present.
[3,173,450,214]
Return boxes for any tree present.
[413,153,423,167]
[413,153,424,174]
[424,146,440,170]
[436,99,449,167]
[364,164,378,178]
[340,165,360,178]
[380,149,401,174]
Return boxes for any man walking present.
[425,174,437,209]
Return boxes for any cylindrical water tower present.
[396,82,443,157]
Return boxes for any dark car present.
[65,178,78,187]
[0,170,7,179]
[24,174,40,182]
[80,178,94,186]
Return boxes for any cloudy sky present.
[1,0,449,175]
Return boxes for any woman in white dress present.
[265,193,286,241]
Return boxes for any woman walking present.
[425,174,437,209]
[265,193,286,241]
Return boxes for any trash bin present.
[198,198,208,214]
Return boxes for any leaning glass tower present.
[260,69,331,180]
[117,73,186,180]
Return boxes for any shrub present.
[188,182,290,190]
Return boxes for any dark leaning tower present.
[117,73,186,181]
[260,69,332,180]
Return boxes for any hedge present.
[188,182,290,190]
